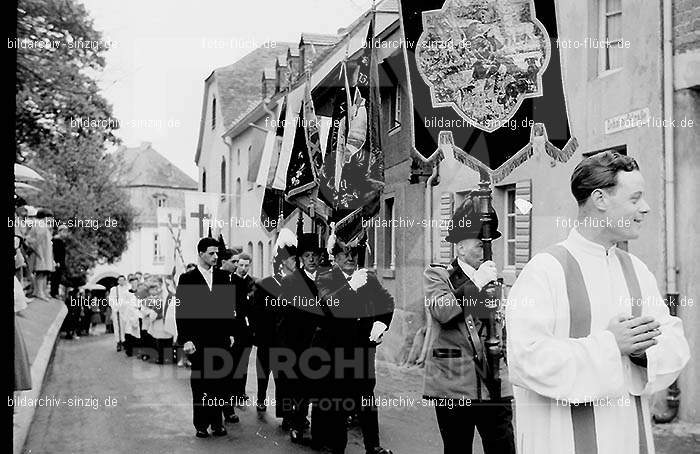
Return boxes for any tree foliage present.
[16,0,135,286]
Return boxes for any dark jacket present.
[231,273,255,345]
[315,265,395,397]
[274,268,325,399]
[315,265,394,349]
[422,259,512,401]
[250,275,283,346]
[277,269,322,354]
[175,267,237,349]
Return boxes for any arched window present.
[235,178,242,218]
[237,148,241,166]
[211,97,216,129]
[220,157,226,194]
[202,169,207,192]
[268,240,273,275]
[247,241,253,259]
[256,241,264,276]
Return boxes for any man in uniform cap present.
[266,228,301,425]
[314,237,395,454]
[423,194,515,454]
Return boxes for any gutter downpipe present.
[418,161,440,365]
[654,0,680,424]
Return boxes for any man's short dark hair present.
[571,151,639,206]
[197,237,220,253]
[117,275,126,280]
[237,252,252,262]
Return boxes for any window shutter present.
[439,192,454,263]
[514,179,532,274]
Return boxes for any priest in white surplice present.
[506,152,689,454]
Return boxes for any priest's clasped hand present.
[473,260,498,290]
[348,268,369,291]
[606,315,661,356]
[369,321,388,343]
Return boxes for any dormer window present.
[155,195,167,208]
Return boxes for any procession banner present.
[398,0,577,182]
[259,98,297,231]
[318,64,351,210]
[331,14,385,243]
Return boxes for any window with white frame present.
[599,0,623,73]
[155,195,167,208]
[504,186,516,267]
[235,178,242,218]
[366,223,377,268]
[220,158,226,194]
[384,197,395,269]
[153,233,164,264]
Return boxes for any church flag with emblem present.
[398,0,577,182]
[332,14,385,244]
[259,97,296,231]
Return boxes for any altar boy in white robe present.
[506,151,689,454]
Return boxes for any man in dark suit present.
[176,237,237,438]
[277,232,324,444]
[314,240,394,454]
[229,252,255,408]
[250,264,283,413]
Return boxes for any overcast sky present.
[79,0,373,178]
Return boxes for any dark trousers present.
[62,301,81,337]
[190,372,224,430]
[222,345,248,417]
[255,345,272,404]
[123,334,138,356]
[137,329,153,358]
[434,400,515,454]
[50,268,63,297]
[153,337,173,364]
[189,348,228,430]
[311,393,380,453]
[230,343,252,398]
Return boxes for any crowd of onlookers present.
[14,205,69,301]
[13,205,71,393]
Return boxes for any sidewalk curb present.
[13,304,67,454]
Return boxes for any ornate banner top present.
[416,0,550,133]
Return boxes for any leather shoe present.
[290,429,306,444]
[366,448,393,454]
[224,413,239,424]
[211,426,227,437]
[195,429,209,438]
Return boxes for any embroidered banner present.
[399,0,578,181]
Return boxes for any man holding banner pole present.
[423,194,514,454]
